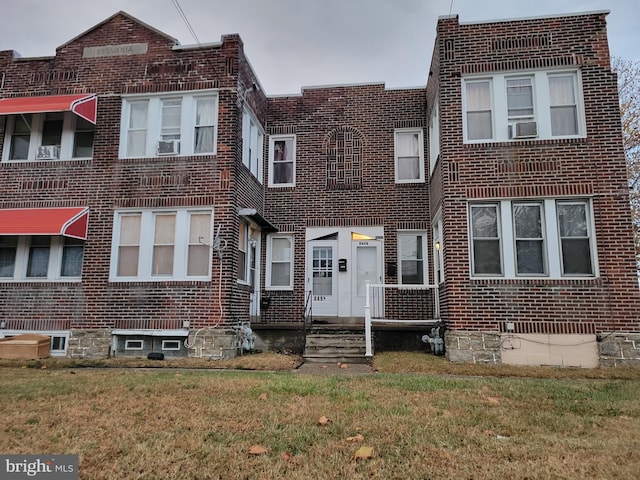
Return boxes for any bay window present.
[111,209,212,281]
[469,199,596,278]
[3,112,95,161]
[463,69,584,143]
[120,91,218,158]
[0,235,84,281]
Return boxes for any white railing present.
[364,282,440,357]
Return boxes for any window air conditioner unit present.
[510,121,538,139]
[157,140,180,156]
[37,145,60,160]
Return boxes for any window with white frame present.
[242,108,264,181]
[0,235,84,281]
[266,234,293,290]
[162,340,181,350]
[238,222,249,282]
[469,199,596,278]
[2,112,95,162]
[394,129,425,183]
[462,70,584,143]
[119,91,218,158]
[1,333,69,356]
[110,209,212,281]
[398,232,427,284]
[125,339,144,350]
[269,135,295,187]
[428,96,440,175]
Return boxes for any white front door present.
[307,241,338,316]
[351,240,382,317]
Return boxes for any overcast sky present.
[0,0,638,95]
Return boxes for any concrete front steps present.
[303,332,369,364]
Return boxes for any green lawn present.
[1,353,639,479]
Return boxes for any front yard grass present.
[1,352,639,479]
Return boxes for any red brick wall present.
[0,13,260,329]
[262,84,428,323]
[430,13,640,334]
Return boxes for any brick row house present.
[0,10,638,366]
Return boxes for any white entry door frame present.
[305,227,384,319]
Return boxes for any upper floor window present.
[119,91,218,158]
[269,135,296,187]
[110,209,212,281]
[462,70,584,143]
[468,198,596,279]
[394,128,425,183]
[2,112,94,162]
[242,108,263,181]
[0,235,83,282]
[428,96,440,175]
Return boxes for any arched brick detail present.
[323,126,364,190]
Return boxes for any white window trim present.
[397,231,429,285]
[462,69,586,144]
[125,339,144,350]
[119,90,219,159]
[0,236,83,282]
[109,208,213,282]
[428,95,440,176]
[238,221,250,284]
[0,331,70,356]
[1,112,93,162]
[161,339,182,351]
[268,134,296,187]
[394,128,425,183]
[468,198,598,279]
[242,107,264,182]
[266,234,294,290]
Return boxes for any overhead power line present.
[171,0,201,45]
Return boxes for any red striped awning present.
[0,207,89,240]
[0,94,97,124]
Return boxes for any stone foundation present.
[185,328,239,359]
[444,330,501,364]
[68,329,112,359]
[598,332,640,367]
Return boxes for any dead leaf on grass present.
[258,393,268,401]
[487,396,500,405]
[282,451,292,461]
[484,429,495,436]
[346,434,365,442]
[353,446,374,460]
[248,445,268,455]
[318,415,330,426]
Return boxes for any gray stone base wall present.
[444,330,502,364]
[68,329,112,359]
[185,328,239,359]
[598,332,640,367]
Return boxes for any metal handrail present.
[364,282,440,356]
[302,289,313,342]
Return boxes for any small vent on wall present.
[448,161,459,183]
